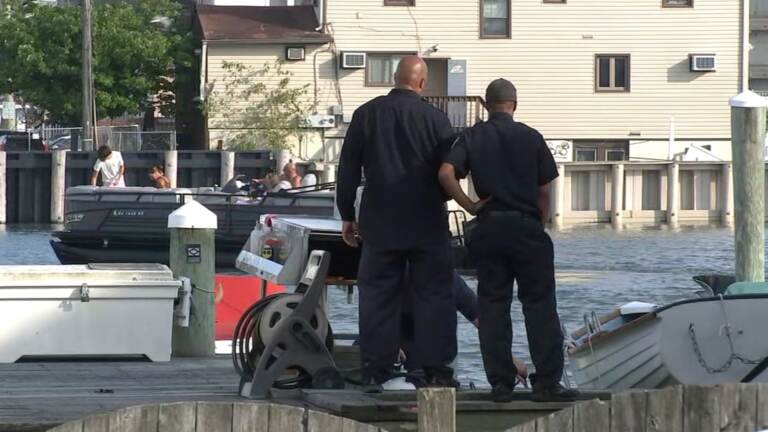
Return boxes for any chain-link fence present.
[39,125,177,151]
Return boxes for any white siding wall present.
[205,0,742,150]
[326,0,740,140]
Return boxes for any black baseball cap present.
[485,78,517,104]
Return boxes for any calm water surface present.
[0,223,741,385]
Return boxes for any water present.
[0,223,740,386]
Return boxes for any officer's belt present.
[479,210,538,222]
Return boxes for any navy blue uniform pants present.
[468,214,564,388]
[357,241,457,381]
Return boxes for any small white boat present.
[567,276,768,390]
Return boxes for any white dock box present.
[0,264,181,362]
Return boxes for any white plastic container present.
[0,264,181,362]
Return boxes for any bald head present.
[394,56,428,95]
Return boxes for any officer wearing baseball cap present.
[438,78,579,403]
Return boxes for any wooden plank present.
[535,406,573,432]
[646,385,683,432]
[756,383,768,429]
[611,390,647,432]
[683,385,719,432]
[307,411,343,432]
[342,417,380,432]
[736,384,758,432]
[48,419,83,432]
[507,420,536,432]
[418,388,456,432]
[232,403,269,432]
[719,383,756,432]
[109,405,159,432]
[83,413,109,432]
[573,399,609,432]
[196,402,233,432]
[268,404,305,432]
[158,402,196,432]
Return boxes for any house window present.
[606,149,626,161]
[596,55,630,92]
[366,54,407,86]
[384,0,414,5]
[575,149,597,162]
[481,0,510,38]
[662,0,692,7]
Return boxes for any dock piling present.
[220,151,235,186]
[0,152,5,224]
[611,163,624,230]
[667,163,680,227]
[721,162,734,227]
[730,91,767,282]
[551,164,565,228]
[168,201,218,357]
[165,150,178,189]
[418,388,456,432]
[50,150,67,224]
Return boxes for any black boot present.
[531,383,580,402]
[490,382,515,403]
[424,365,460,388]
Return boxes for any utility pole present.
[81,0,95,151]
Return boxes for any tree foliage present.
[0,0,192,125]
[205,61,316,151]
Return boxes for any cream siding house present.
[199,0,745,167]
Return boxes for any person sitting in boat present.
[277,161,302,190]
[149,165,171,189]
[91,145,125,188]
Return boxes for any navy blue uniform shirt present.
[336,89,455,249]
[445,112,559,219]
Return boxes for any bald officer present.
[438,79,579,403]
[336,56,458,391]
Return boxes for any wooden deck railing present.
[47,401,384,432]
[504,384,768,432]
[425,96,487,130]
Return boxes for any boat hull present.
[568,295,768,390]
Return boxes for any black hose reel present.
[233,250,343,399]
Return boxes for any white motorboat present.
[567,276,768,390]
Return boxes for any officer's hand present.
[342,221,360,248]
[469,197,492,215]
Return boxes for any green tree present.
[205,60,316,151]
[0,0,190,125]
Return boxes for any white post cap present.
[730,91,768,108]
[168,200,218,229]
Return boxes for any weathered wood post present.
[220,151,235,186]
[0,152,6,224]
[611,163,624,230]
[417,388,455,432]
[730,91,767,282]
[168,200,217,357]
[50,150,67,224]
[667,163,680,226]
[164,150,178,189]
[551,164,565,228]
[721,162,734,227]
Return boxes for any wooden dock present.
[0,357,608,432]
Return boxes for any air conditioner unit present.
[286,47,306,61]
[342,52,366,69]
[689,54,716,72]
